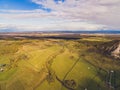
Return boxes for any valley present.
[0,33,120,90]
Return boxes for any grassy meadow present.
[0,35,120,90]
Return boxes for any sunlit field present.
[0,34,120,90]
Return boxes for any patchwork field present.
[0,34,120,90]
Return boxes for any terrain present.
[100,40,120,59]
[0,33,120,90]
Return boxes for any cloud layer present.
[31,0,120,29]
[0,0,120,31]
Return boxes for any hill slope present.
[100,40,120,59]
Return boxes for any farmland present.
[0,33,120,90]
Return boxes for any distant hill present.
[0,29,17,32]
[100,40,120,59]
[0,29,120,34]
[52,30,120,34]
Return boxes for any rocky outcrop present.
[100,40,120,59]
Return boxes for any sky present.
[0,0,120,31]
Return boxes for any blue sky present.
[0,0,39,10]
[0,0,120,31]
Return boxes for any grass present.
[0,37,119,90]
[81,37,111,42]
[0,68,17,81]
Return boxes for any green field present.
[0,36,120,90]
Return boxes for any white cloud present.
[31,0,120,29]
[0,0,120,31]
[0,20,107,31]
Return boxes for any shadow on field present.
[113,70,120,90]
[77,78,108,90]
[0,33,81,40]
[20,36,81,40]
